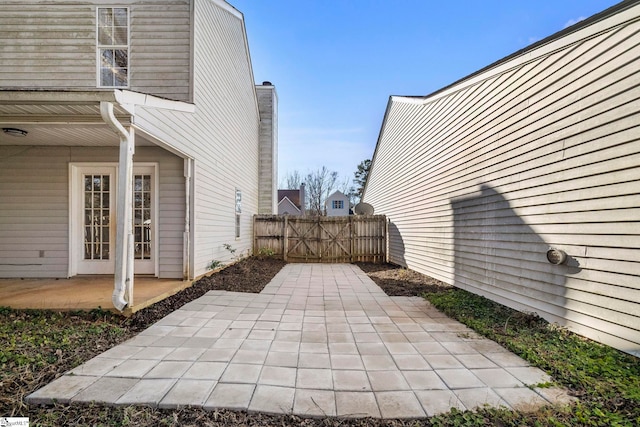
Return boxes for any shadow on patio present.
[0,276,193,316]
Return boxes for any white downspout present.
[100,101,134,312]
[183,158,192,280]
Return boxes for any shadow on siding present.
[387,221,407,267]
[451,184,581,319]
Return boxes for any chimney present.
[255,82,278,214]
[300,183,306,216]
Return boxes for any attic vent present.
[262,81,272,86]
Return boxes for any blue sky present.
[230,0,620,187]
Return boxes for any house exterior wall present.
[0,145,185,279]
[278,197,301,216]
[364,3,640,356]
[0,0,192,102]
[256,83,278,215]
[131,0,261,277]
[326,192,350,216]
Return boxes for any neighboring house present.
[0,0,277,311]
[364,1,640,356]
[277,184,305,216]
[325,191,350,216]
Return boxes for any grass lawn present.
[424,289,640,427]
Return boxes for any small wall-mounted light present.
[547,248,567,265]
[2,127,28,137]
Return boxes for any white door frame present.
[69,162,158,277]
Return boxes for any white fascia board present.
[115,90,196,114]
[211,0,243,19]
[0,90,116,104]
[0,90,195,114]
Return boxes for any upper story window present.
[332,200,344,209]
[97,7,129,88]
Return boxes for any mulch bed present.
[356,262,452,296]
[126,257,287,332]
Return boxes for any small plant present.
[222,243,237,258]
[207,260,223,270]
[257,247,275,259]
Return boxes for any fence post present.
[252,215,257,256]
[385,217,390,264]
[283,216,288,262]
[349,216,354,263]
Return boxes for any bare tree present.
[280,170,302,189]
[305,166,338,215]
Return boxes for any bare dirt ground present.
[356,262,453,296]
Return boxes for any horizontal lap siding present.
[0,1,191,102]
[0,147,69,278]
[133,147,186,279]
[130,2,191,102]
[364,7,640,355]
[0,4,95,88]
[0,146,184,278]
[134,0,259,277]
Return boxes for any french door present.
[71,164,157,276]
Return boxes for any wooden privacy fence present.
[253,215,387,263]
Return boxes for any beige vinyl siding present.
[0,147,69,278]
[0,1,191,102]
[0,145,184,279]
[364,5,640,356]
[130,2,192,101]
[133,0,260,277]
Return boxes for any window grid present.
[133,174,152,260]
[332,200,344,209]
[84,174,110,260]
[97,7,129,88]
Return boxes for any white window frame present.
[69,163,159,277]
[96,7,130,88]
[332,200,344,210]
[235,189,242,239]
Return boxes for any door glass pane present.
[133,174,152,260]
[83,174,110,260]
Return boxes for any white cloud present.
[564,16,586,29]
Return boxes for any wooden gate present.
[253,215,387,263]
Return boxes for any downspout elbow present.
[100,101,129,140]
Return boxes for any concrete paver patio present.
[27,264,573,418]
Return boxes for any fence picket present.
[253,215,387,263]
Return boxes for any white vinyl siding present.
[132,0,260,276]
[0,1,191,102]
[364,5,640,356]
[0,147,70,278]
[0,146,184,279]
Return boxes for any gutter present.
[100,101,134,312]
